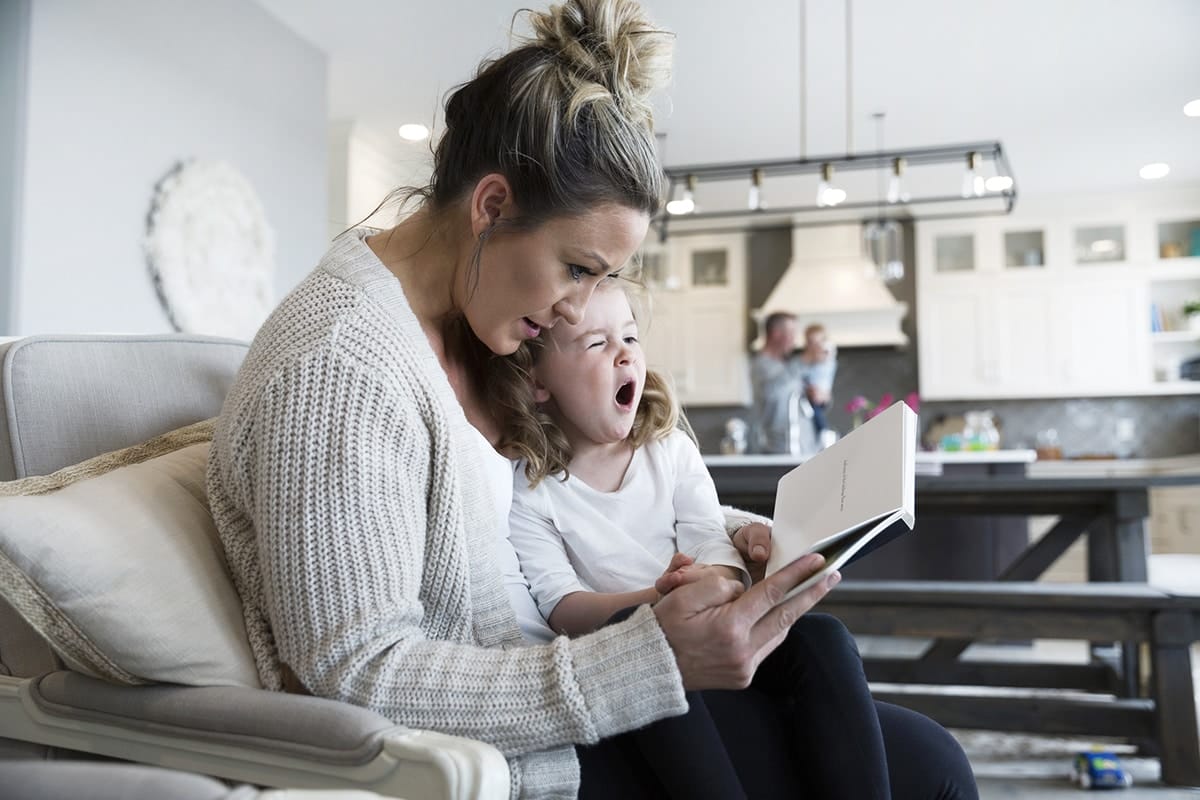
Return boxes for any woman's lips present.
[522,317,541,338]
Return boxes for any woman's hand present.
[652,552,839,691]
[732,522,772,584]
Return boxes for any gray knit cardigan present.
[207,231,689,799]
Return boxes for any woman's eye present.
[567,263,592,281]
[588,340,606,349]
[624,336,639,344]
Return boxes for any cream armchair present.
[0,334,509,800]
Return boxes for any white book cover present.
[765,401,917,597]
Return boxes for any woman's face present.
[463,202,649,356]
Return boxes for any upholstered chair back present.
[0,335,248,684]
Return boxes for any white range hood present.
[752,224,909,348]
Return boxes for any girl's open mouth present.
[615,379,636,409]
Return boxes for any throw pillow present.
[0,419,260,688]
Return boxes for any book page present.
[765,401,916,579]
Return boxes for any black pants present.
[578,614,978,800]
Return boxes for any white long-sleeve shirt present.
[509,429,749,622]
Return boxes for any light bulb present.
[748,168,766,211]
[816,163,844,207]
[985,175,1013,192]
[961,152,985,198]
[887,157,908,203]
[666,174,697,215]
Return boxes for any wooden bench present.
[820,581,1200,786]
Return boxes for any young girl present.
[498,281,898,799]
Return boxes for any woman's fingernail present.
[826,571,842,588]
[753,545,767,559]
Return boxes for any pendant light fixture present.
[864,112,905,285]
[655,0,1015,240]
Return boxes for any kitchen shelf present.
[1142,381,1200,395]
[1151,331,1200,344]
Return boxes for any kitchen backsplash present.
[686,384,1200,459]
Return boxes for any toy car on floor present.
[1072,752,1132,789]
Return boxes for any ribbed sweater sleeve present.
[229,349,688,758]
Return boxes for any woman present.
[207,1,976,797]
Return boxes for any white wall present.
[327,120,433,243]
[9,0,326,335]
[0,0,31,335]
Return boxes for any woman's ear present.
[469,173,514,238]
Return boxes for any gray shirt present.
[750,352,805,454]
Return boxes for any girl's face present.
[532,286,647,448]
[463,202,649,357]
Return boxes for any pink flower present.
[904,392,921,414]
[866,393,894,420]
[845,395,871,414]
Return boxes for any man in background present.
[750,312,805,454]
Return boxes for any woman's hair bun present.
[525,0,673,121]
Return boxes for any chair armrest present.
[0,673,508,800]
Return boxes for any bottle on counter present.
[962,410,1001,451]
[720,417,749,455]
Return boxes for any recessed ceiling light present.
[398,123,430,142]
[1139,162,1170,180]
[1184,99,1200,117]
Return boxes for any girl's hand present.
[656,562,742,596]
[732,522,772,583]
[654,552,694,597]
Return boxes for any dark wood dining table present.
[707,463,1200,695]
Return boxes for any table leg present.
[1087,490,1151,697]
[1152,610,1200,786]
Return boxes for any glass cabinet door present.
[1074,224,1125,264]
[1004,229,1045,269]
[935,233,975,272]
[1157,219,1200,260]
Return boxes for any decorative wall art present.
[144,160,276,340]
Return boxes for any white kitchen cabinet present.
[637,233,750,406]
[920,284,1059,399]
[917,203,1195,400]
[1057,281,1152,393]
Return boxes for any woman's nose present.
[552,296,584,326]
[553,282,595,326]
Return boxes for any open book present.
[765,400,917,598]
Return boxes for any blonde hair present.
[389,0,674,231]
[490,282,681,487]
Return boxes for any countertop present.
[1027,453,1200,478]
[703,449,1038,468]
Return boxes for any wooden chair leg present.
[1151,611,1200,787]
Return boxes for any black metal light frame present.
[655,140,1016,241]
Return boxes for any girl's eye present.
[567,263,593,282]
[588,340,606,349]
[624,336,639,344]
